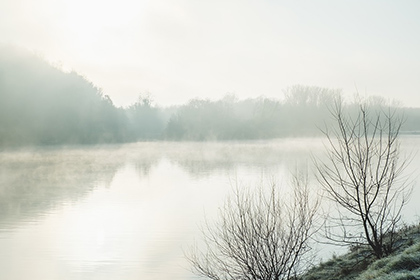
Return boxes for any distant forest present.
[1,46,420,147]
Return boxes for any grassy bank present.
[302,224,420,280]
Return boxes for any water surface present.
[0,138,419,279]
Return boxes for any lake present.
[0,138,419,280]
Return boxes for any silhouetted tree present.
[315,98,412,258]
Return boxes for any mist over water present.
[1,2,420,277]
[0,138,418,280]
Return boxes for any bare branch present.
[315,98,412,258]
[187,177,319,280]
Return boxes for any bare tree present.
[315,98,412,258]
[188,175,319,280]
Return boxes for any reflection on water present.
[0,138,418,280]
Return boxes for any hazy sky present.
[1,0,420,107]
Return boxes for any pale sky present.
[1,0,420,107]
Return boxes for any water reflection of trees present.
[0,141,324,228]
[124,142,164,178]
[161,140,323,178]
[0,147,125,225]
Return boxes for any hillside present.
[302,224,420,280]
[0,46,127,146]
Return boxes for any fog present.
[0,140,318,222]
[1,1,420,107]
[1,3,420,277]
[2,46,420,148]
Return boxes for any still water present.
[0,138,419,280]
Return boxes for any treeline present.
[0,47,168,146]
[164,89,420,140]
[166,88,340,140]
[0,47,127,146]
[1,47,420,147]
